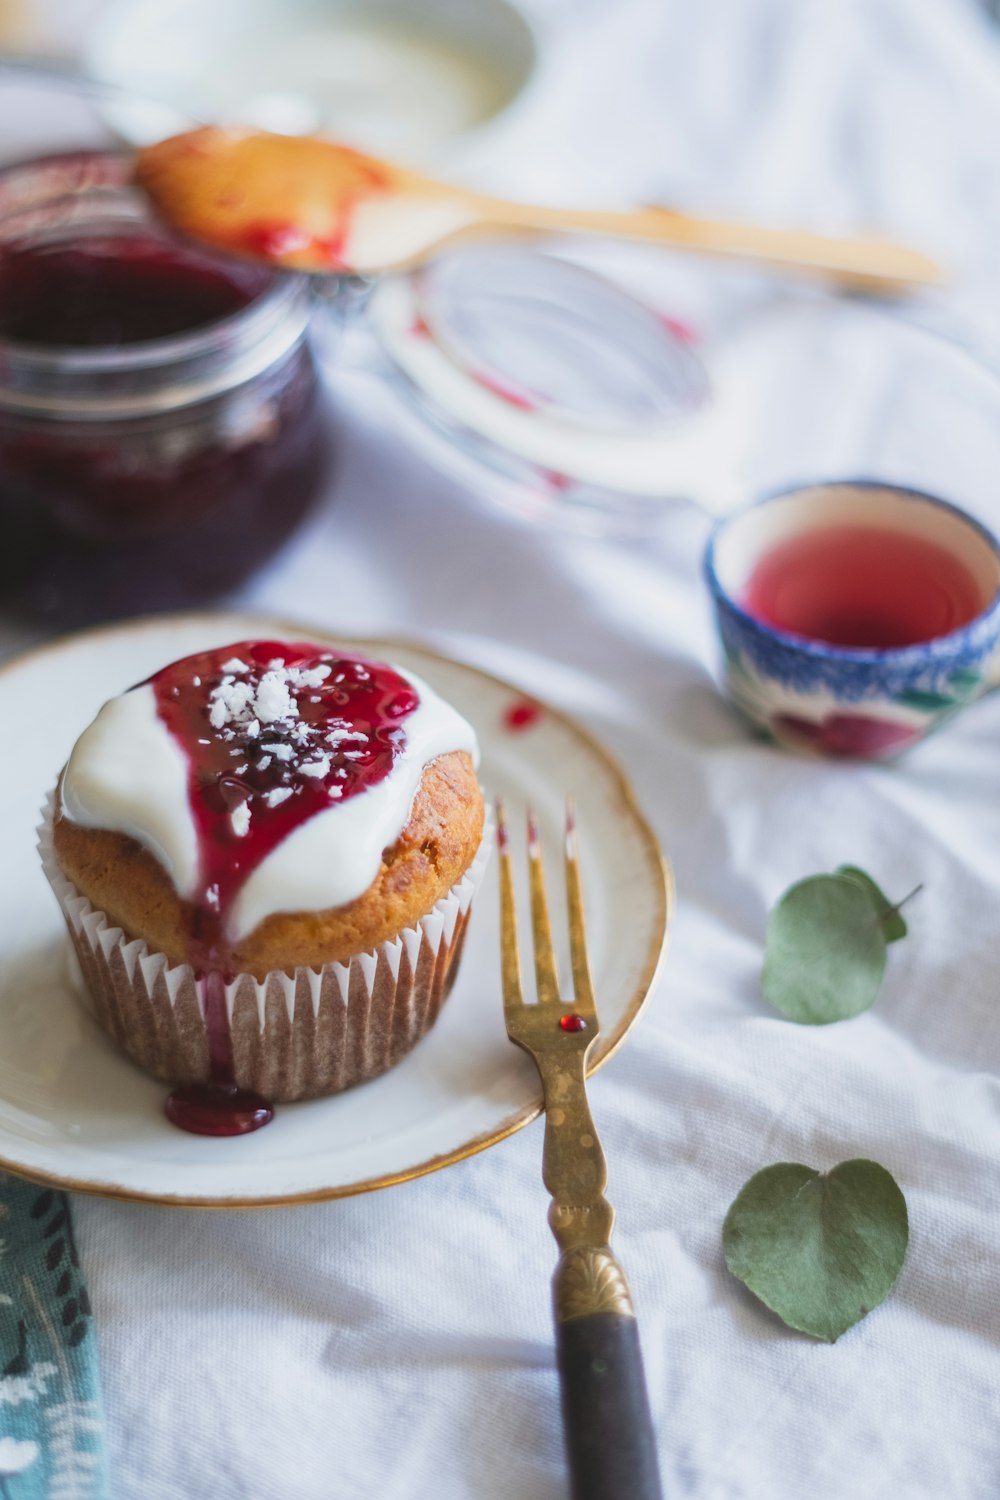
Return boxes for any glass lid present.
[367,244,741,524]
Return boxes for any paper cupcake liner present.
[39,796,491,1102]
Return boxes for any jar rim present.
[0,271,307,373]
[0,150,314,417]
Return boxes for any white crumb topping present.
[222,658,249,673]
[265,787,293,808]
[299,754,331,778]
[209,678,254,728]
[290,664,332,689]
[254,670,298,724]
[230,802,251,838]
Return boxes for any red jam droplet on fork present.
[150,640,421,1132]
[560,1014,587,1033]
[165,1082,274,1137]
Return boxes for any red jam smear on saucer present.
[152,641,419,1136]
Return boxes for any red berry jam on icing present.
[152,640,420,1135]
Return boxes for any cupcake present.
[40,639,487,1132]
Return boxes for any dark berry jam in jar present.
[0,153,332,624]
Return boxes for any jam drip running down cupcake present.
[45,641,486,1135]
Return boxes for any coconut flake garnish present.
[254,670,298,724]
[230,803,251,838]
[299,753,331,778]
[198,651,392,830]
[289,664,332,689]
[209,678,254,728]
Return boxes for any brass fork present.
[497,800,663,1500]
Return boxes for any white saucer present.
[0,613,669,1207]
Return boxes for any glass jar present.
[0,152,332,624]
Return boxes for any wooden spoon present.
[135,127,944,295]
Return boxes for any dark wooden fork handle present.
[553,1248,662,1500]
[556,1314,662,1500]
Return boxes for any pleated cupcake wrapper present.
[39,794,492,1101]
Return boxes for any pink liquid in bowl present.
[743,525,984,649]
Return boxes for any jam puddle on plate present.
[165,1082,275,1137]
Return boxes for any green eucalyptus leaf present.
[835,866,907,943]
[762,874,886,1023]
[723,1159,909,1342]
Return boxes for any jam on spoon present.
[134,125,945,292]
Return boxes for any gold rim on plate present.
[0,610,672,1209]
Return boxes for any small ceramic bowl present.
[705,481,1000,758]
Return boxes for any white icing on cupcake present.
[59,656,478,940]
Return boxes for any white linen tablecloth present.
[18,0,1000,1494]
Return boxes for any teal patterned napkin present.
[0,1175,108,1500]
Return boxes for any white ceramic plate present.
[0,613,669,1207]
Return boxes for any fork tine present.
[564,798,596,1015]
[527,808,561,1005]
[496,799,525,1013]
